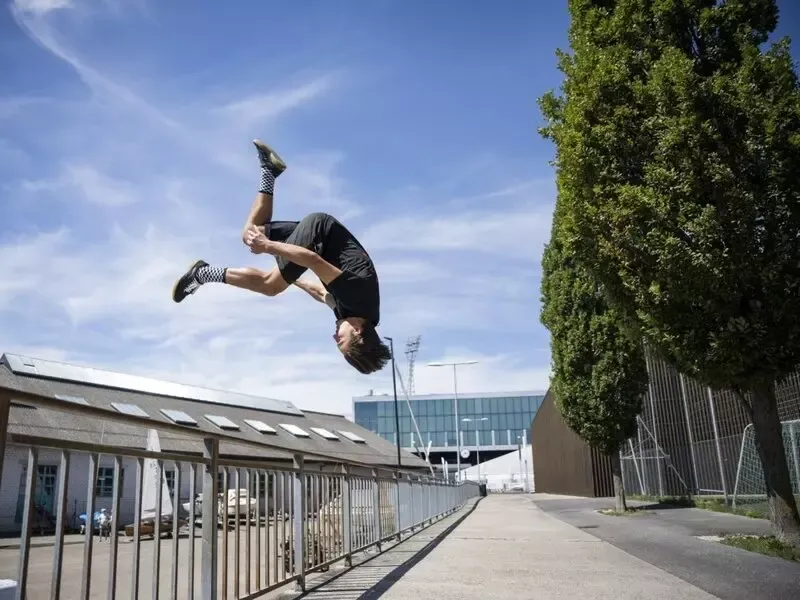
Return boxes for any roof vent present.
[310,427,339,441]
[338,430,366,443]
[160,409,198,426]
[279,423,310,438]
[244,419,277,434]
[205,415,240,431]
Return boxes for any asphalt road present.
[531,495,800,600]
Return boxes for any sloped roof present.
[0,353,428,471]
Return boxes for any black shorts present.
[267,212,336,284]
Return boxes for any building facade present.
[353,390,546,467]
[0,352,429,535]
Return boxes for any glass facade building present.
[352,391,546,451]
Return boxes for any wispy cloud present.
[12,0,72,16]
[20,164,138,206]
[214,76,336,128]
[360,205,550,261]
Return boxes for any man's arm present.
[245,226,343,285]
[293,279,335,308]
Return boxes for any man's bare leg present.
[172,140,287,303]
[241,140,287,242]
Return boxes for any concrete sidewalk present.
[289,494,719,599]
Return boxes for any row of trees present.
[538,0,800,545]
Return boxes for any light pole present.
[384,337,402,469]
[427,360,478,482]
[462,417,488,482]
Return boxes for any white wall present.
[460,445,535,492]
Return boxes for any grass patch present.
[628,494,694,507]
[693,497,768,520]
[721,535,800,563]
[598,507,653,516]
[627,494,769,519]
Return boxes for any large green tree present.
[541,208,648,512]
[539,0,800,543]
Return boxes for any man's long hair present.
[344,324,392,374]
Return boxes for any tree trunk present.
[749,379,800,547]
[610,451,627,512]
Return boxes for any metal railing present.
[0,393,480,600]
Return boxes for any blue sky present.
[2,0,798,418]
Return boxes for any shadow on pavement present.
[291,498,483,599]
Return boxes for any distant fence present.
[619,350,800,503]
[0,393,479,599]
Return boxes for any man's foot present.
[253,139,287,177]
[172,259,208,303]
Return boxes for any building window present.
[95,467,123,498]
[165,470,175,496]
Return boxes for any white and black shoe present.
[253,139,287,177]
[172,260,208,303]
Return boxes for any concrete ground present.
[3,495,798,599]
[531,494,800,600]
[286,494,745,599]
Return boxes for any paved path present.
[289,494,723,599]
[532,494,800,600]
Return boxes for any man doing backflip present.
[171,140,392,375]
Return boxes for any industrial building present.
[0,352,428,535]
[353,390,545,474]
[531,347,800,499]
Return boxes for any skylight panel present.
[55,394,88,405]
[160,409,198,426]
[310,427,339,441]
[205,414,240,431]
[337,430,366,443]
[279,423,310,437]
[111,403,150,418]
[244,419,277,434]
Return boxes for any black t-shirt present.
[320,218,381,326]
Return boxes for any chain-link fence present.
[620,348,800,504]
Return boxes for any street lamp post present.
[462,417,488,482]
[427,360,478,482]
[384,337,402,468]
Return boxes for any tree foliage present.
[539,0,800,543]
[540,208,648,458]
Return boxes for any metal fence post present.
[790,422,800,492]
[18,447,38,597]
[342,466,353,566]
[372,469,382,551]
[706,387,729,503]
[636,427,649,495]
[409,476,415,530]
[679,374,700,494]
[394,472,402,541]
[292,454,306,592]
[201,438,219,600]
[0,395,9,496]
[644,352,665,497]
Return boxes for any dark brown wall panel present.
[531,390,612,497]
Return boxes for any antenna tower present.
[405,335,421,396]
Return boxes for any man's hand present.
[244,224,272,254]
[243,224,266,248]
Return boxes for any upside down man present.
[171,140,392,374]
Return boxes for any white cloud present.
[20,164,138,206]
[360,206,550,261]
[1,1,555,418]
[214,76,336,128]
[12,0,72,16]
